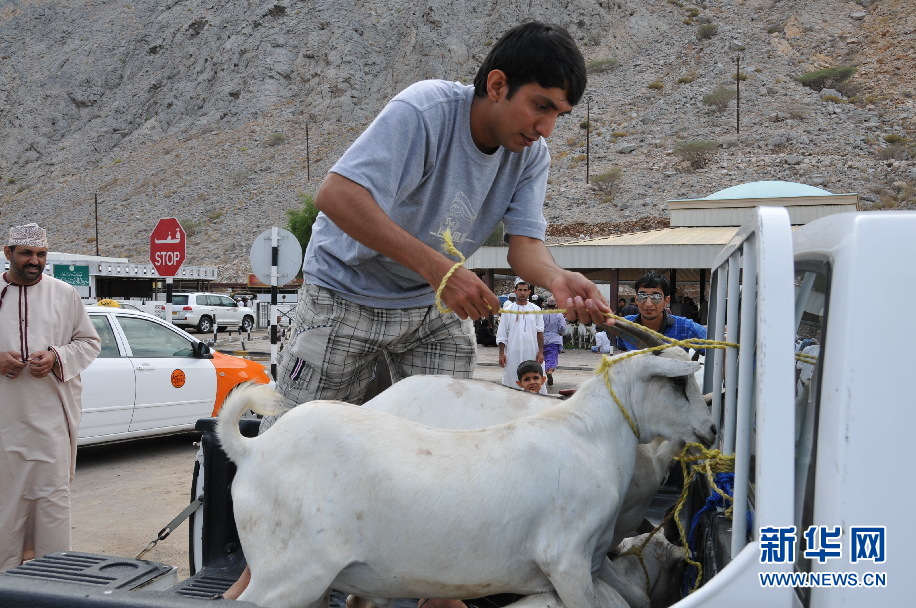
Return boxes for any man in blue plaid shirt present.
[615,271,707,354]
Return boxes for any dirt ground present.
[71,433,202,580]
[69,347,603,582]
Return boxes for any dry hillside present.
[0,0,913,280]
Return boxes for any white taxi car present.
[80,306,271,446]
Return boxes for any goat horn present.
[604,319,666,353]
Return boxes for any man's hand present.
[498,352,507,368]
[433,265,501,321]
[505,236,612,325]
[548,271,613,326]
[536,350,545,365]
[27,350,57,378]
[1,350,27,379]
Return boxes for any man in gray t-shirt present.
[269,21,611,408]
[226,20,615,603]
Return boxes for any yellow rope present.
[595,354,641,438]
[434,245,742,438]
[795,352,817,365]
[434,229,469,315]
[430,240,769,595]
[668,443,736,594]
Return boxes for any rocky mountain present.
[1,0,913,281]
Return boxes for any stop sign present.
[149,218,186,277]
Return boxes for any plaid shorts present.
[261,284,476,431]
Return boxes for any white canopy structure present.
[466,181,859,315]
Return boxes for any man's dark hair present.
[474,21,586,106]
[635,271,671,297]
[516,360,543,379]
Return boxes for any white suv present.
[170,292,255,333]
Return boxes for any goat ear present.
[640,354,701,378]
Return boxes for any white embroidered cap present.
[8,223,48,248]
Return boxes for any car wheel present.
[197,316,213,334]
[241,316,254,333]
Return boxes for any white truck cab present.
[676,208,914,607]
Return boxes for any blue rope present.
[681,473,754,596]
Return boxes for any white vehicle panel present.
[79,356,137,441]
[79,314,137,442]
[110,314,218,433]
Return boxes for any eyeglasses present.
[636,292,665,303]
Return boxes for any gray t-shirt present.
[304,80,550,308]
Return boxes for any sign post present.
[150,218,187,325]
[249,227,302,380]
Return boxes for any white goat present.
[576,322,591,349]
[217,349,715,608]
[610,533,686,608]
[498,533,685,608]
[350,533,685,608]
[361,375,682,547]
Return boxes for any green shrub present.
[590,167,624,194]
[767,24,781,34]
[673,140,719,169]
[781,103,812,120]
[733,73,749,81]
[265,132,286,147]
[884,134,909,144]
[876,144,910,161]
[586,58,620,74]
[580,120,590,130]
[483,222,507,246]
[229,170,251,186]
[702,87,737,112]
[697,24,718,40]
[677,75,696,84]
[795,65,856,91]
[287,192,319,252]
[821,94,844,103]
[687,8,700,17]
[648,80,664,90]
[180,219,202,237]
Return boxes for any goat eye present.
[673,377,686,387]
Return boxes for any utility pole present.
[306,121,310,181]
[94,193,100,256]
[736,55,741,135]
[585,97,591,184]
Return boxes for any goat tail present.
[216,381,284,462]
